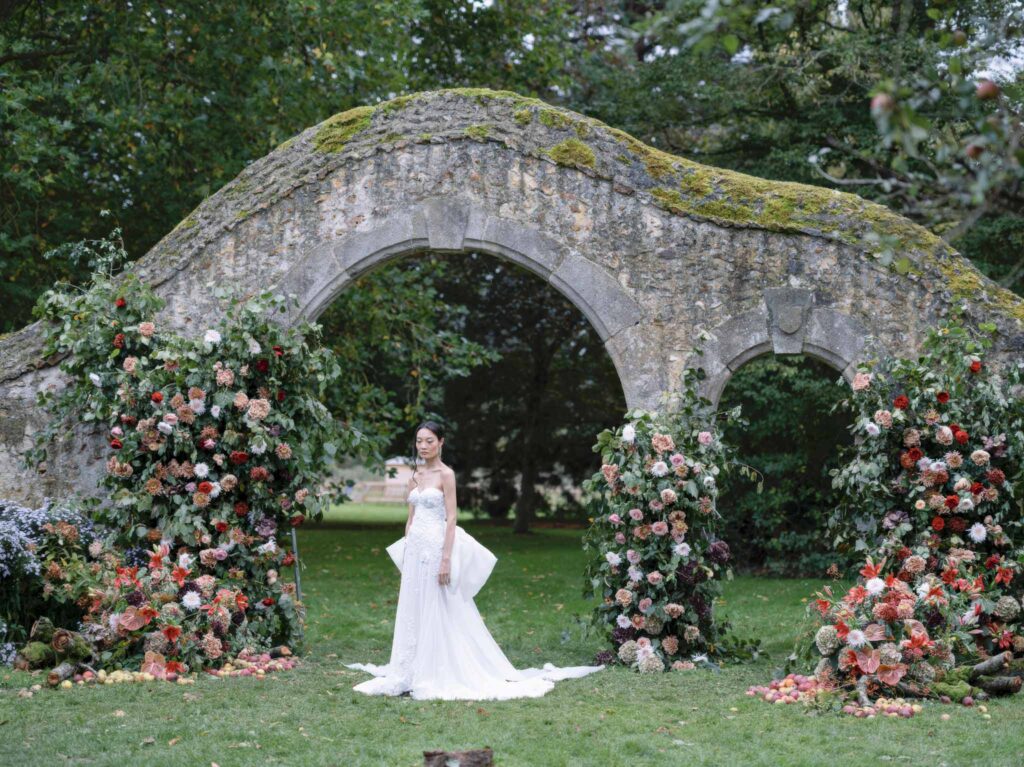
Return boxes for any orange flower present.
[161,625,182,643]
[235,593,249,611]
[171,565,190,587]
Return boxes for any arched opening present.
[307,247,627,534]
[715,352,854,576]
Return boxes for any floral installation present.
[12,231,353,679]
[751,317,1024,714]
[582,359,762,672]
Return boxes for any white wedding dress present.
[344,485,605,700]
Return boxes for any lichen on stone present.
[544,138,596,170]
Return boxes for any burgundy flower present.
[255,359,270,373]
[115,296,126,308]
[708,540,731,565]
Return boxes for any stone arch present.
[694,288,871,407]
[1,87,1022,504]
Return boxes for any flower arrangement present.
[582,361,762,671]
[16,230,352,676]
[764,317,1024,712]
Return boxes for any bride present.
[344,420,605,700]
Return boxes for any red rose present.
[249,466,270,482]
[987,468,1005,486]
[896,546,912,560]
[907,447,923,462]
[230,450,249,465]
[936,391,949,404]
[151,391,163,403]
[234,501,249,518]
[262,597,275,606]
[971,481,984,495]
[113,333,125,349]
[276,389,285,402]
[944,494,960,509]
[949,423,961,432]
[115,297,126,308]
[272,345,284,357]
[255,358,269,373]
[969,360,982,373]
[198,481,213,494]
[282,552,295,567]
[109,438,122,450]
[931,516,945,531]
[289,514,305,527]
[985,554,1001,570]
[215,521,229,533]
[893,394,910,409]
[954,429,969,445]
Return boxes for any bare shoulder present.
[441,465,457,485]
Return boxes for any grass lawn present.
[2,511,1022,766]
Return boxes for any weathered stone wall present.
[2,88,1022,506]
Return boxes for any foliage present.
[0,0,573,331]
[582,361,763,669]
[0,498,101,660]
[717,355,854,576]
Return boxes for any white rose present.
[211,405,221,418]
[865,422,880,437]
[204,329,222,345]
[605,551,622,566]
[622,423,636,443]
[157,422,173,435]
[865,577,885,595]
[247,338,262,355]
[673,542,691,558]
[651,461,669,477]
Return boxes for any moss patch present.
[544,138,596,170]
[934,256,1024,323]
[464,124,490,141]
[312,106,375,153]
[513,108,533,126]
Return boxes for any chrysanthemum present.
[968,523,987,543]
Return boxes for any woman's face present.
[416,428,442,460]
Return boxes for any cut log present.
[977,675,1023,696]
[47,661,76,687]
[15,641,56,669]
[423,748,494,767]
[969,652,1011,681]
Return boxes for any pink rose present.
[647,571,663,585]
[614,532,626,544]
[651,521,669,536]
[698,431,713,446]
[608,513,622,525]
[626,549,641,564]
[669,453,685,467]
[638,597,653,612]
[628,508,643,521]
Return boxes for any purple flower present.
[708,540,731,565]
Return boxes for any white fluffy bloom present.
[865,577,886,595]
[846,629,867,648]
[193,462,210,478]
[929,460,947,472]
[616,614,632,628]
[916,457,932,472]
[865,422,880,437]
[208,481,222,499]
[211,405,221,418]
[89,372,102,387]
[257,539,278,556]
[250,435,268,455]
[157,422,173,435]
[969,523,987,543]
[627,565,644,582]
[204,329,222,345]
[605,551,622,566]
[181,591,202,610]
[247,337,262,355]
[189,398,206,415]
[702,475,716,490]
[178,552,194,569]
[651,461,669,477]
[957,497,974,513]
[673,542,691,558]
[622,423,636,443]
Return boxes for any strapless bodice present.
[408,486,446,523]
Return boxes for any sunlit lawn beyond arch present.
[2,507,1023,766]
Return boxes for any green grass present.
[2,513,1022,766]
[319,500,476,526]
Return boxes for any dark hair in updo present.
[410,420,445,489]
